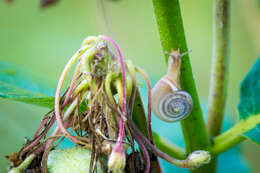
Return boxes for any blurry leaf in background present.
[0,62,55,108]
[238,57,260,144]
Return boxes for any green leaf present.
[0,62,55,108]
[238,57,260,144]
[132,89,149,138]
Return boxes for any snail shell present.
[151,49,193,122]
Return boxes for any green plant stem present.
[152,0,211,172]
[9,154,36,173]
[211,114,260,154]
[205,1,230,172]
[214,114,260,144]
[153,132,186,159]
[207,0,230,137]
[211,135,246,155]
[209,114,260,170]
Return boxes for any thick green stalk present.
[152,0,211,172]
[207,0,230,138]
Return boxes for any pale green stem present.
[115,79,123,106]
[73,78,90,98]
[9,154,36,173]
[207,0,230,137]
[64,97,79,119]
[153,132,186,159]
[214,114,260,144]
[210,114,260,155]
[206,1,230,171]
[211,135,246,155]
[105,72,117,107]
[125,60,137,84]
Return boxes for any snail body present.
[152,50,193,122]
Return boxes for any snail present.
[151,49,193,122]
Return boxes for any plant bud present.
[187,150,211,169]
[108,146,126,172]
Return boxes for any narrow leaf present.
[0,62,55,108]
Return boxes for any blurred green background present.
[0,0,259,172]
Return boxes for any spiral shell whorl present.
[156,91,193,122]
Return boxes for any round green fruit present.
[47,146,103,173]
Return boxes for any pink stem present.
[54,44,92,146]
[133,68,163,172]
[62,63,81,107]
[99,35,127,146]
[134,133,150,173]
[22,116,55,153]
[55,61,84,145]
[33,117,49,139]
[137,68,154,143]
[55,102,82,144]
[41,119,72,173]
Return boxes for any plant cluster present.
[6,36,210,173]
